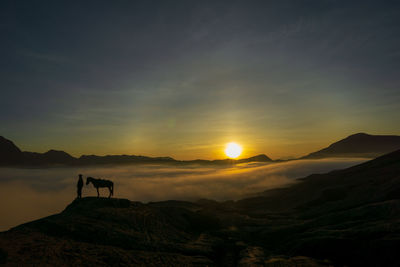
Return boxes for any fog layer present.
[0,158,367,231]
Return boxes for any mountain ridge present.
[302,132,400,159]
[0,136,22,164]
[2,132,400,166]
[0,136,273,166]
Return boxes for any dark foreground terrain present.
[1,150,400,266]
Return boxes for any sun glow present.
[225,142,242,158]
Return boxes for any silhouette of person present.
[77,174,83,198]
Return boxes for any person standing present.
[77,174,84,198]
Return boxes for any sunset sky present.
[1,1,400,160]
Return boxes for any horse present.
[86,177,114,198]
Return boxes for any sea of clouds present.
[0,158,367,231]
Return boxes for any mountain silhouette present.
[189,153,272,165]
[0,136,273,166]
[0,136,22,164]
[1,150,400,266]
[78,154,176,165]
[232,149,400,266]
[22,150,77,165]
[302,133,400,159]
[237,153,272,163]
[42,149,77,163]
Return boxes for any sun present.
[225,142,242,158]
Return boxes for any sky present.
[1,0,400,160]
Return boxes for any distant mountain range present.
[1,148,399,266]
[301,132,400,159]
[1,133,400,166]
[0,136,272,166]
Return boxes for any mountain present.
[76,154,273,165]
[0,198,331,266]
[237,153,272,163]
[42,149,77,164]
[0,136,78,166]
[0,136,22,165]
[1,150,400,266]
[302,133,400,159]
[0,136,273,166]
[22,150,77,165]
[231,149,400,266]
[78,154,177,165]
[190,154,272,165]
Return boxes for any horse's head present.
[86,177,91,185]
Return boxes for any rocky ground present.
[0,197,333,266]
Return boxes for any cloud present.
[0,158,367,231]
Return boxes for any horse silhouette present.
[86,177,114,198]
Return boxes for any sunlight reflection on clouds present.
[0,158,367,230]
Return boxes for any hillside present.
[1,150,400,266]
[302,133,400,159]
[232,149,400,266]
[0,197,331,266]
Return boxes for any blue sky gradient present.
[1,0,400,159]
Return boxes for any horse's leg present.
[96,187,99,198]
[108,186,111,198]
